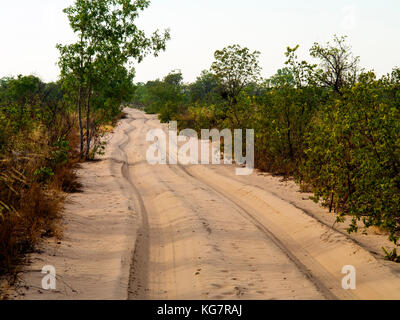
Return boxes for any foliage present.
[302,71,400,243]
[382,247,400,262]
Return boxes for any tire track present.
[142,118,341,299]
[113,115,151,299]
[168,163,342,300]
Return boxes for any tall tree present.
[310,35,360,93]
[211,44,261,103]
[57,0,170,158]
[211,44,261,126]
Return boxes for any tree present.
[163,69,183,86]
[310,35,360,93]
[187,70,220,105]
[57,0,170,158]
[266,67,296,88]
[284,45,316,88]
[210,44,261,126]
[211,44,261,103]
[139,71,186,122]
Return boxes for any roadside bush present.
[0,76,80,284]
[301,71,400,242]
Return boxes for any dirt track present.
[122,109,400,300]
[125,112,323,300]
[16,108,400,300]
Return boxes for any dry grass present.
[0,105,125,298]
[0,119,81,298]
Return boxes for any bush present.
[0,76,80,287]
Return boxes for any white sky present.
[0,0,399,83]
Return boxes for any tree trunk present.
[78,32,85,158]
[77,85,84,157]
[329,192,334,213]
[85,87,92,160]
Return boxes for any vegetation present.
[132,36,400,252]
[57,0,170,159]
[0,75,78,283]
[0,0,169,290]
[1,0,399,297]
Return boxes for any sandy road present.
[15,107,400,300]
[122,110,324,300]
[119,108,400,300]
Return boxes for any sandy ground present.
[12,113,139,299]
[14,108,400,300]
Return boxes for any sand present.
[14,108,400,300]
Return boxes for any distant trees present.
[132,70,186,122]
[57,0,170,158]
[187,70,220,105]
